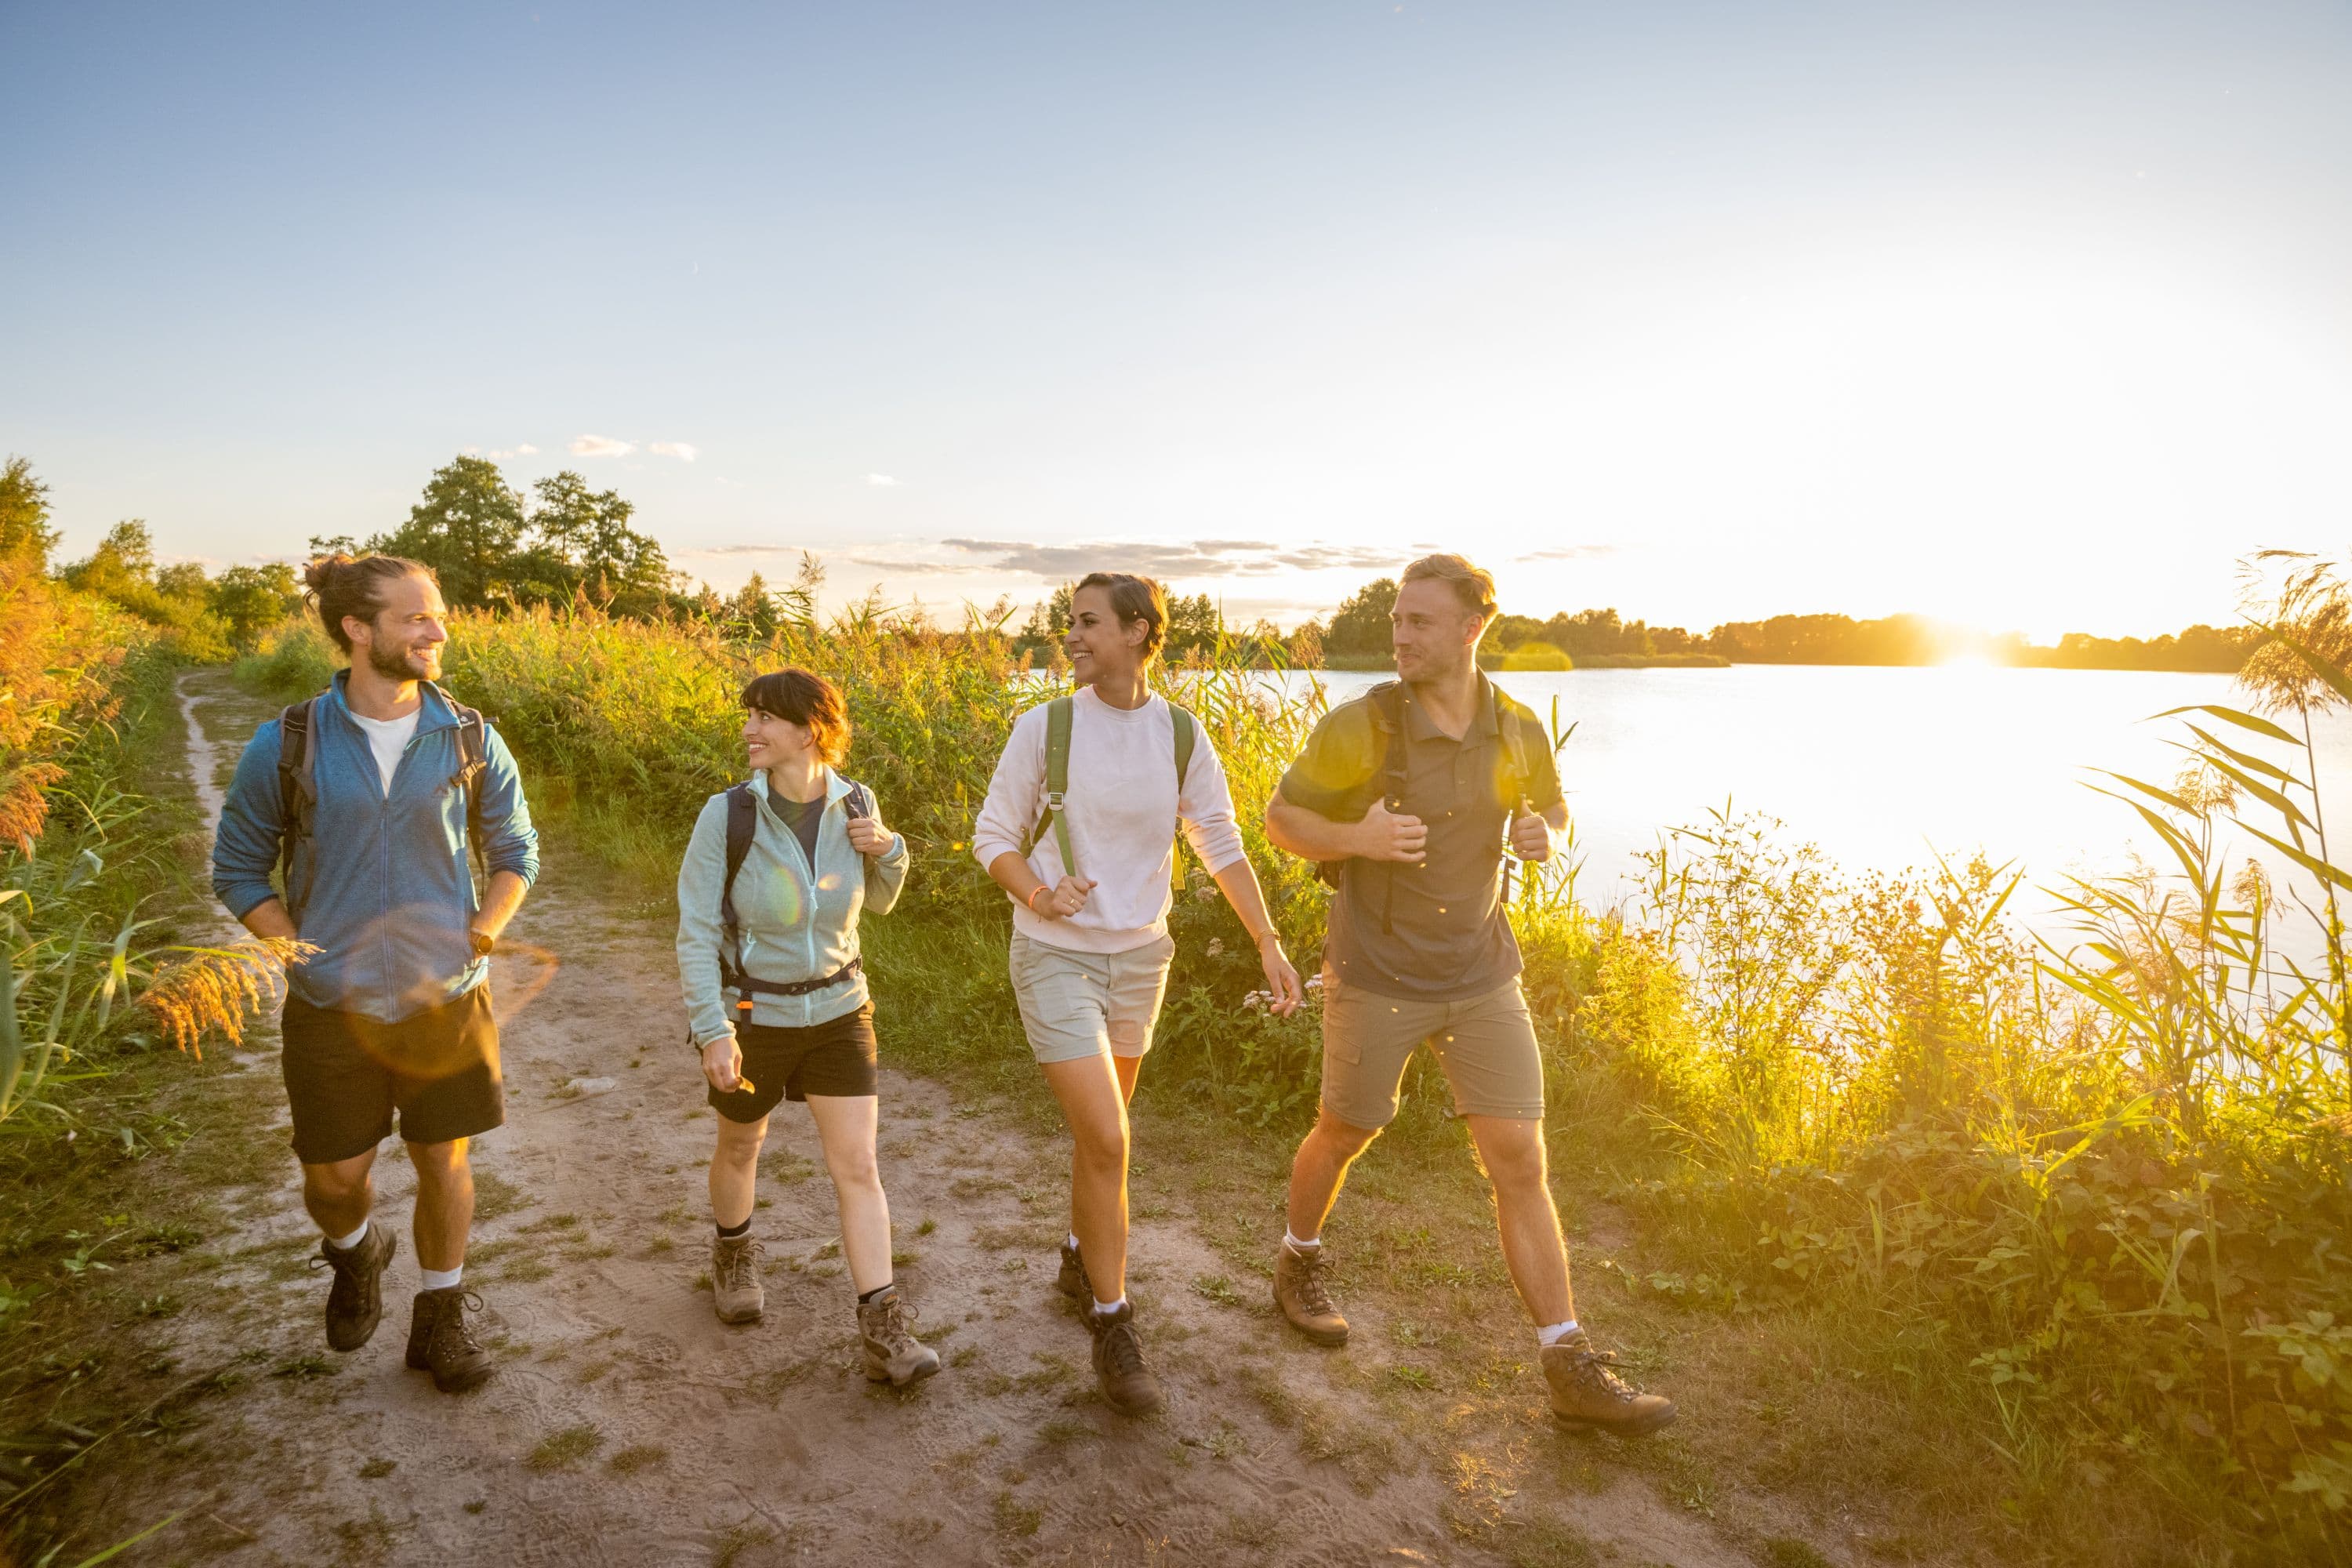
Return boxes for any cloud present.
[484,442,538,460]
[1515,544,1618,562]
[516,442,538,456]
[867,474,901,487]
[569,434,634,457]
[684,543,802,557]
[648,441,698,462]
[844,557,978,575]
[938,538,1408,583]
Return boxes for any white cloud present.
[516,443,538,456]
[867,473,901,487]
[569,434,634,457]
[648,441,699,462]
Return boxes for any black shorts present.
[280,986,504,1164]
[710,1003,879,1123]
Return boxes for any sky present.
[5,1,2350,639]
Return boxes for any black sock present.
[716,1218,751,1240]
[857,1280,894,1305]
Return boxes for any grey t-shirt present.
[768,791,824,867]
[1276,677,1561,1002]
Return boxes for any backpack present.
[1019,695,1199,890]
[275,684,489,921]
[714,778,875,1024]
[1314,680,1538,930]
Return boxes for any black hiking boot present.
[1086,1301,1164,1417]
[1055,1236,1090,1301]
[404,1287,495,1393]
[310,1225,397,1352]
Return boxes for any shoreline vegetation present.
[8,449,2349,1563]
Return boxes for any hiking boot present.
[1541,1332,1676,1437]
[1273,1240,1348,1346]
[712,1233,764,1324]
[1086,1301,1164,1417]
[404,1287,495,1394]
[1055,1236,1091,1301]
[857,1284,941,1388]
[310,1224,397,1352]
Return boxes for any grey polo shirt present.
[1277,675,1562,1002]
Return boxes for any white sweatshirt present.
[971,687,1249,954]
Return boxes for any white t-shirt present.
[346,706,422,797]
[971,687,1248,954]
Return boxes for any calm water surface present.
[1278,666,2352,943]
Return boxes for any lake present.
[1278,664,2352,947]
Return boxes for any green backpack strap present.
[1168,705,1197,889]
[1023,696,1080,880]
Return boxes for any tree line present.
[9,450,2262,673]
[1315,576,2257,673]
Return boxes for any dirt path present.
[94,671,1761,1566]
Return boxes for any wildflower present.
[1206,938,1225,959]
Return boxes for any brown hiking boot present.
[311,1225,397,1352]
[1054,1236,1090,1301]
[1273,1241,1348,1346]
[857,1284,941,1388]
[712,1233,764,1324]
[1085,1301,1164,1417]
[1541,1332,1676,1437]
[404,1287,495,1393]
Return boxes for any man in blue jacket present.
[213,554,539,1392]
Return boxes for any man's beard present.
[366,641,436,682]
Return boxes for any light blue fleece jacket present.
[675,769,910,1047]
[212,671,540,1024]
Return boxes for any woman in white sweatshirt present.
[971,572,1302,1416]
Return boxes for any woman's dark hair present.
[1073,572,1168,660]
[304,553,436,655]
[740,667,851,766]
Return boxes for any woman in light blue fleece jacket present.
[674,667,937,1385]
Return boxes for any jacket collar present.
[747,768,848,809]
[324,669,463,734]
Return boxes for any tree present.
[373,456,528,608]
[60,520,158,600]
[211,563,303,645]
[1324,577,1399,655]
[528,470,669,614]
[0,456,58,565]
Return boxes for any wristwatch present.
[469,927,495,958]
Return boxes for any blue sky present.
[6,1,2349,637]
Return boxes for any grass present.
[524,1425,604,1472]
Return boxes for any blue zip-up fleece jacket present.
[675,770,909,1047]
[212,672,541,1025]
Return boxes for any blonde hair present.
[1401,553,1497,620]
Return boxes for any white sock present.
[419,1265,463,1292]
[327,1221,369,1251]
[1537,1319,1581,1348]
[1282,1230,1320,1253]
[1090,1294,1127,1317]
[1067,1233,1081,1253]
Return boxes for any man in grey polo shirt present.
[1261,553,1675,1438]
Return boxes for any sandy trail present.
[102,671,1753,1566]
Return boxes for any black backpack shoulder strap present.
[1366,681,1409,806]
[274,694,323,914]
[842,779,874,821]
[720,783,759,931]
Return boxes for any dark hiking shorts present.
[710,1003,880,1123]
[281,986,504,1164]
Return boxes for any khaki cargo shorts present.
[1008,931,1177,1065]
[1319,970,1544,1129]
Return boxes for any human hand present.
[1353,798,1427,864]
[1509,805,1553,864]
[846,812,897,858]
[700,1036,745,1093]
[1257,935,1303,1017]
[1030,875,1096,920]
